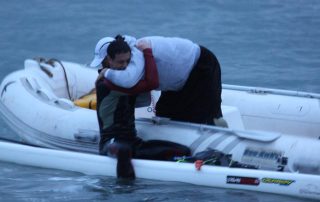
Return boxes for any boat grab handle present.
[36,88,55,101]
[54,98,74,109]
[39,63,53,78]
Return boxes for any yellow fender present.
[74,93,97,110]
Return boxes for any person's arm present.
[103,48,159,94]
[104,46,145,88]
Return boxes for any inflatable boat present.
[0,58,320,200]
[1,140,320,200]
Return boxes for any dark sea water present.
[0,0,319,201]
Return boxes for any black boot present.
[116,143,135,180]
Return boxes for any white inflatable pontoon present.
[1,140,320,200]
[0,58,320,200]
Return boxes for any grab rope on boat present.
[34,57,72,100]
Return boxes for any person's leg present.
[155,81,208,124]
[134,140,191,161]
[196,46,223,120]
[196,46,228,127]
[155,91,179,120]
[100,141,135,179]
[156,46,222,124]
[96,73,141,179]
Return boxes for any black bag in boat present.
[175,149,258,169]
[134,140,191,161]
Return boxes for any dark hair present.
[107,35,131,59]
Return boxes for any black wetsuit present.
[96,77,190,161]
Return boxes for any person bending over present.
[91,35,228,127]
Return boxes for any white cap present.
[90,37,115,67]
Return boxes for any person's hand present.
[136,39,151,51]
[95,68,107,84]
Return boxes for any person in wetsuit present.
[94,35,190,179]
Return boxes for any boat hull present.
[0,140,319,200]
[1,58,320,200]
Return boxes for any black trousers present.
[156,46,223,125]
